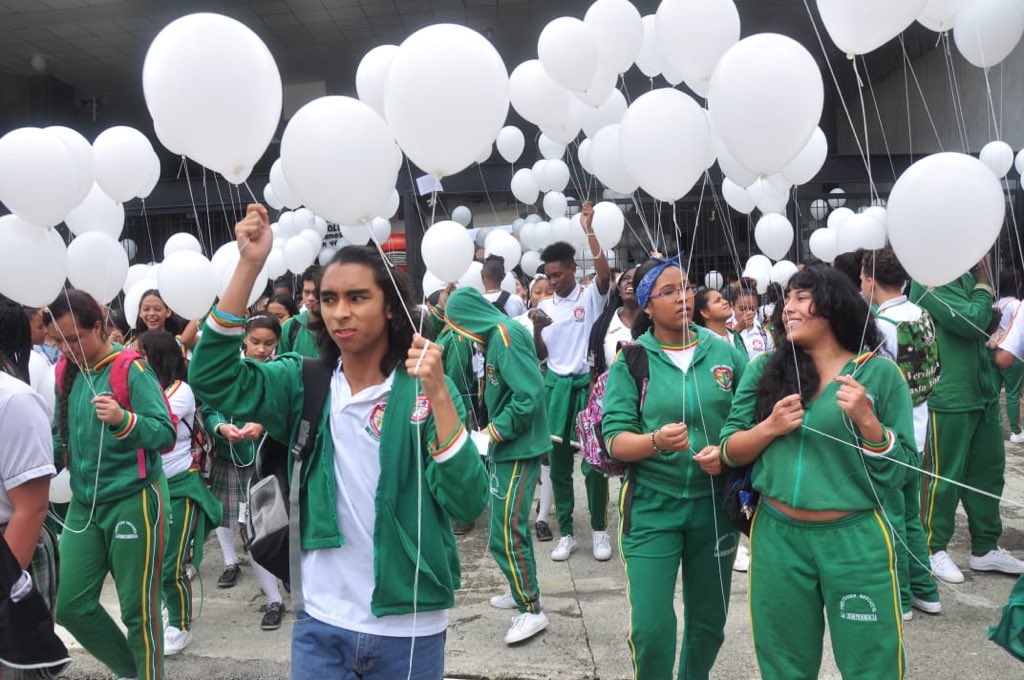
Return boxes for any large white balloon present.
[781,127,828,186]
[636,15,664,78]
[355,44,398,117]
[263,183,283,210]
[211,242,268,306]
[888,153,1005,287]
[742,255,773,294]
[422,220,474,282]
[341,224,371,246]
[708,34,824,177]
[158,250,218,320]
[747,178,790,215]
[269,159,302,210]
[124,264,155,294]
[620,88,711,202]
[511,169,540,205]
[0,127,80,228]
[0,216,67,306]
[953,0,1024,68]
[592,201,625,249]
[143,13,281,183]
[573,61,619,108]
[578,139,595,174]
[539,97,588,145]
[496,126,525,163]
[284,237,317,274]
[65,182,125,238]
[543,191,569,219]
[816,0,927,55]
[136,152,161,200]
[124,277,158,328]
[1016,148,1024,178]
[266,248,287,278]
[589,124,639,195]
[538,134,565,161]
[92,126,155,202]
[458,261,485,292]
[163,232,202,259]
[580,90,628,139]
[715,140,759,188]
[979,140,1015,178]
[381,189,400,220]
[46,126,95,207]
[484,230,522,272]
[754,213,794,261]
[542,160,571,193]
[509,60,571,128]
[809,228,838,263]
[281,96,401,227]
[452,205,473,227]
[810,198,830,221]
[520,250,543,277]
[385,24,509,178]
[828,207,855,231]
[722,178,755,214]
[67,232,128,304]
[770,260,799,287]
[538,17,599,91]
[585,0,644,73]
[918,0,971,31]
[656,0,741,97]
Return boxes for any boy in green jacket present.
[277,266,321,358]
[190,204,488,680]
[445,287,551,644]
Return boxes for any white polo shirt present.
[874,295,929,451]
[162,380,196,479]
[0,372,55,525]
[538,283,609,376]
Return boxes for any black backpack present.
[491,291,511,316]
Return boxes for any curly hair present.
[861,247,908,290]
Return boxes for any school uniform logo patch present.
[574,306,586,322]
[114,520,139,540]
[711,365,734,391]
[411,394,431,423]
[486,364,499,386]
[838,593,878,622]
[365,400,387,441]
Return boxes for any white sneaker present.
[592,530,612,561]
[969,547,1024,575]
[1009,431,1024,443]
[551,535,577,561]
[489,590,518,610]
[733,544,750,572]
[164,626,192,656]
[504,611,549,644]
[902,609,914,621]
[911,596,942,615]
[930,550,965,584]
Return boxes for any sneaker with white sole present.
[733,544,749,572]
[490,591,518,610]
[1010,431,1024,444]
[504,611,549,644]
[551,535,577,561]
[592,531,612,561]
[911,596,942,615]
[902,609,913,621]
[164,626,192,656]
[930,550,965,584]
[969,547,1024,575]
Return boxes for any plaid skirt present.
[208,458,254,529]
[4,524,59,680]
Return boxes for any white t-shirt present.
[0,372,56,525]
[873,296,929,451]
[739,324,773,358]
[303,368,448,637]
[483,291,526,318]
[162,380,196,479]
[664,347,696,374]
[997,297,1020,335]
[602,310,633,370]
[538,283,609,376]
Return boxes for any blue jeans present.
[290,611,446,680]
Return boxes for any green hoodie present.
[445,288,550,461]
[278,310,320,358]
[910,275,999,412]
[602,327,748,499]
[189,319,489,616]
[204,409,258,466]
[437,328,477,428]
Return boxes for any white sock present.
[537,464,552,524]
[253,561,283,605]
[216,527,238,566]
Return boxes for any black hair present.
[540,241,576,266]
[266,294,299,319]
[481,255,505,286]
[273,274,296,295]
[754,266,882,421]
[245,313,282,339]
[300,265,320,285]
[998,268,1021,299]
[0,295,32,383]
[105,307,130,337]
[729,284,759,305]
[137,330,186,389]
[588,265,638,377]
[314,246,419,376]
[133,289,186,337]
[630,259,690,340]
[692,288,718,328]
[831,250,865,290]
[862,247,908,290]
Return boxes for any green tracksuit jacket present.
[278,310,320,358]
[189,318,489,616]
[437,327,476,427]
[203,410,257,466]
[602,327,748,498]
[445,288,550,460]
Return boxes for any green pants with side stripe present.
[56,479,168,680]
[749,503,904,680]
[488,457,543,613]
[163,495,199,630]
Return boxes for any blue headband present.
[635,259,682,310]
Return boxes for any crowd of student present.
[1,200,1023,679]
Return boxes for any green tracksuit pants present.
[749,503,904,680]
[923,404,1005,555]
[618,479,736,679]
[488,457,543,613]
[56,480,168,680]
[1001,362,1024,433]
[891,451,939,611]
[163,495,200,631]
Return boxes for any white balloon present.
[520,250,543,277]
[708,34,824,177]
[0,216,67,306]
[500,271,518,295]
[828,187,847,208]
[705,270,724,289]
[266,248,287,278]
[46,126,95,207]
[317,246,338,267]
[589,124,639,195]
[533,221,554,250]
[341,224,371,246]
[163,232,202,259]
[458,261,485,292]
[542,160,572,193]
[496,126,525,163]
[355,44,399,117]
[532,160,551,191]
[519,223,537,251]
[298,228,323,251]
[578,138,595,174]
[0,127,80,228]
[385,24,509,178]
[270,159,302,210]
[636,15,664,78]
[918,0,970,32]
[755,213,794,260]
[124,277,158,328]
[722,178,756,214]
[953,0,1024,68]
[263,183,283,210]
[509,60,571,128]
[525,214,543,224]
[539,97,588,145]
[810,198,830,221]
[49,469,72,503]
[742,255,772,294]
[212,242,268,306]
[485,230,522,272]
[143,13,281,183]
[979,140,1014,178]
[281,96,401,227]
[585,0,644,73]
[452,205,472,227]
[65,182,125,238]
[747,178,790,215]
[592,201,625,249]
[538,17,599,91]
[382,189,400,220]
[422,270,446,297]
[121,238,137,262]
[543,191,569,219]
[92,126,155,202]
[370,217,391,245]
[828,207,854,230]
[422,220,474,282]
[715,139,759,187]
[888,152,1005,287]
[580,90,628,139]
[620,88,712,202]
[474,227,492,248]
[476,144,492,165]
[1016,148,1024,177]
[573,61,619,108]
[656,0,741,97]
[537,134,564,161]
[292,207,314,231]
[277,211,298,238]
[511,169,540,205]
[136,152,161,200]
[550,216,574,244]
[781,127,828,185]
[284,236,318,274]
[770,260,799,287]
[67,232,129,304]
[124,264,154,294]
[157,250,218,320]
[816,0,927,55]
[312,216,329,239]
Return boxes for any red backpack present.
[55,349,175,479]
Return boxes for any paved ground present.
[56,443,1024,679]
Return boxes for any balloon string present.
[475,163,501,228]
[859,57,899,184]
[181,156,208,257]
[202,166,215,257]
[211,172,236,242]
[940,32,971,153]
[140,198,156,263]
[898,36,944,154]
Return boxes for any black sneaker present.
[535,521,553,542]
[452,521,475,536]
[217,564,241,588]
[261,602,285,630]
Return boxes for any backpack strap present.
[617,343,650,489]
[492,291,511,315]
[288,357,334,614]
[288,317,302,347]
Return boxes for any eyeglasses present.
[649,286,697,300]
